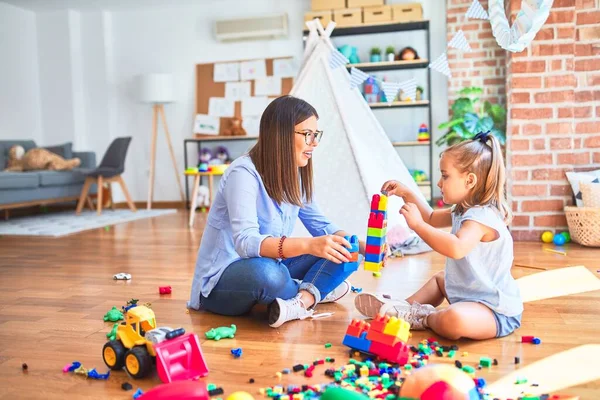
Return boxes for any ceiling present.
[1,0,212,12]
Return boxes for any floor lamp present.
[138,73,185,209]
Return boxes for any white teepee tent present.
[291,20,427,239]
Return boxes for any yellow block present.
[378,194,388,211]
[364,261,381,272]
[383,317,410,342]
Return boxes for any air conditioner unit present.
[214,13,288,42]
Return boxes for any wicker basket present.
[564,206,600,247]
[581,182,600,208]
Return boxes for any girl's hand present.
[309,235,352,264]
[400,202,424,230]
[381,180,412,199]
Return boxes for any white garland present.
[488,0,554,53]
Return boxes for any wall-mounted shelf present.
[303,20,430,38]
[369,100,429,109]
[393,141,430,147]
[346,59,429,72]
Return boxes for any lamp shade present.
[138,73,175,103]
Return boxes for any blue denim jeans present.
[199,255,358,316]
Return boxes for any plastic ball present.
[226,392,255,400]
[560,231,571,243]
[553,234,566,246]
[400,364,480,400]
[437,199,445,208]
[541,231,554,243]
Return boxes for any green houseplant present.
[370,47,382,63]
[436,87,507,147]
[385,46,395,62]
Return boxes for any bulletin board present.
[194,57,295,137]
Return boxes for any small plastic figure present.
[205,324,236,341]
[113,272,131,280]
[159,286,172,294]
[103,306,124,322]
[107,323,118,341]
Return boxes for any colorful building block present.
[342,261,359,273]
[345,319,370,337]
[365,244,385,255]
[367,227,386,238]
[344,235,360,253]
[366,329,398,347]
[368,212,385,229]
[383,317,410,343]
[364,261,382,272]
[342,332,371,353]
[366,236,386,247]
[370,314,390,333]
[365,252,384,264]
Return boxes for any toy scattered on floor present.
[205,324,236,341]
[231,348,243,358]
[226,391,255,400]
[373,271,382,277]
[159,286,172,294]
[541,230,571,244]
[350,286,362,293]
[342,314,410,364]
[137,380,210,400]
[104,306,124,322]
[122,382,133,391]
[113,272,131,280]
[132,388,144,399]
[63,361,110,380]
[208,387,224,396]
[543,248,567,256]
[522,336,542,344]
[102,305,208,382]
[418,123,430,142]
[321,387,369,400]
[365,194,388,273]
[107,323,118,341]
[341,235,360,272]
[122,298,140,312]
[22,363,27,371]
[325,343,332,348]
[399,364,480,400]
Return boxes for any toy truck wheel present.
[125,346,152,379]
[103,340,126,370]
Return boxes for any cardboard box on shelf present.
[392,3,423,22]
[333,8,363,27]
[304,10,333,27]
[348,0,384,7]
[312,0,346,11]
[363,5,392,23]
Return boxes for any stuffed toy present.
[195,185,210,208]
[214,146,231,164]
[4,145,81,172]
[223,117,247,136]
[398,47,419,61]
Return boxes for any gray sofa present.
[0,140,97,210]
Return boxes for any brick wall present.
[446,0,507,107]
[506,0,600,240]
[445,0,600,240]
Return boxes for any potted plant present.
[370,47,382,63]
[436,86,506,147]
[416,86,424,101]
[385,46,395,62]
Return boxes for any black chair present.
[76,137,136,215]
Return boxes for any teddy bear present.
[4,145,81,172]
[223,117,247,136]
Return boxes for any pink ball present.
[436,199,445,208]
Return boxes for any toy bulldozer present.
[102,305,208,382]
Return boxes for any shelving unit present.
[305,20,434,202]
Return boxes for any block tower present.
[342,314,410,365]
[364,194,387,272]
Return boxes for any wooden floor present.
[0,211,599,399]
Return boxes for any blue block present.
[342,332,371,353]
[365,253,383,263]
[366,236,386,246]
[342,261,359,273]
[344,235,360,253]
[369,210,387,219]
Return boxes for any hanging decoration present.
[329,49,349,70]
[398,78,418,102]
[429,53,452,78]
[381,81,402,105]
[448,30,473,52]
[466,0,489,20]
[350,67,369,89]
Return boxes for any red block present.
[368,212,385,229]
[370,314,389,333]
[365,244,384,255]
[159,286,172,294]
[345,319,370,337]
[369,340,409,365]
[522,335,534,343]
[371,195,381,212]
[366,329,398,347]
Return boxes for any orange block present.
[345,319,370,337]
[370,314,390,333]
[348,251,359,262]
[366,329,398,347]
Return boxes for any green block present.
[447,350,456,358]
[207,383,217,390]
[462,365,475,374]
[515,377,528,384]
[404,364,412,370]
[480,357,492,367]
[325,342,332,348]
[367,227,386,238]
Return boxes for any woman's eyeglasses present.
[295,130,324,145]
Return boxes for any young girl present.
[355,132,523,340]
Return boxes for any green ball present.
[541,231,554,243]
[560,231,571,243]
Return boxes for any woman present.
[188,95,364,328]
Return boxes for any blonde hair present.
[442,134,512,224]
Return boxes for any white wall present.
[0,2,43,143]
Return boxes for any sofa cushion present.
[43,142,73,159]
[0,140,37,170]
[0,172,40,189]
[38,169,88,187]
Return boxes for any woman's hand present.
[309,235,352,264]
[381,180,412,199]
[400,202,425,230]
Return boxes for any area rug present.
[518,266,600,303]
[0,209,177,237]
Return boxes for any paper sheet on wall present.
[242,116,261,137]
[208,97,235,117]
[254,76,282,96]
[225,81,251,100]
[213,62,240,82]
[240,59,267,81]
[273,58,297,78]
[193,114,220,135]
[242,97,269,117]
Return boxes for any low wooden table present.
[185,170,225,227]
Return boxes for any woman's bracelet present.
[278,236,287,260]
